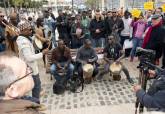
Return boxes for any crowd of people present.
[0,6,165,113]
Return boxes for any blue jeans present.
[50,63,74,83]
[92,38,105,48]
[32,74,41,100]
[130,37,143,58]
[0,43,5,52]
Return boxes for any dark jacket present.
[0,24,5,43]
[89,19,105,39]
[52,46,72,64]
[145,24,165,59]
[0,99,42,114]
[56,15,68,34]
[105,17,124,36]
[136,70,165,111]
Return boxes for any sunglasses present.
[108,38,114,40]
[0,15,4,18]
[112,12,116,13]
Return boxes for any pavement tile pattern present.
[39,59,140,112]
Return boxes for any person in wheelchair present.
[97,35,134,84]
[75,39,98,84]
[50,40,74,83]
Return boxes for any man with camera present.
[133,69,165,111]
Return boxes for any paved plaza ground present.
[38,58,145,114]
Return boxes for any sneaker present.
[130,57,134,62]
[40,88,45,97]
[96,75,103,81]
[36,104,47,111]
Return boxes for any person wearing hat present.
[142,14,165,65]
[76,39,98,84]
[16,21,48,102]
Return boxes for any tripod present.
[135,62,149,114]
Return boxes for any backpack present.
[53,81,65,95]
[67,73,84,93]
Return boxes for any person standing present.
[107,8,124,44]
[120,10,133,57]
[16,21,48,101]
[56,9,70,46]
[89,9,105,48]
[130,15,147,62]
[71,15,85,49]
[142,14,165,65]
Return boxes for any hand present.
[88,58,95,63]
[148,70,156,78]
[96,29,100,33]
[44,39,50,43]
[82,61,87,65]
[129,37,133,41]
[57,63,62,69]
[42,49,49,55]
[115,60,120,64]
[61,22,65,25]
[133,85,141,92]
[115,29,118,32]
[64,63,68,69]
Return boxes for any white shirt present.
[121,18,133,37]
[16,36,43,75]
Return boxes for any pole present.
[3,0,8,16]
[72,0,74,13]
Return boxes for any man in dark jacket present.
[56,10,70,46]
[134,69,165,111]
[142,14,165,65]
[89,9,105,47]
[51,40,74,83]
[105,8,124,43]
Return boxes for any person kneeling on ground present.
[97,35,134,84]
[51,40,74,84]
[0,51,44,114]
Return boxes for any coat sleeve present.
[136,89,165,109]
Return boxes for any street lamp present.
[3,0,8,16]
[72,0,74,13]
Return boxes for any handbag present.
[123,39,133,49]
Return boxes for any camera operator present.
[133,69,165,111]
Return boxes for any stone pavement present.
[38,58,142,114]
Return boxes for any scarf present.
[142,21,162,48]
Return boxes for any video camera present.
[136,47,156,64]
